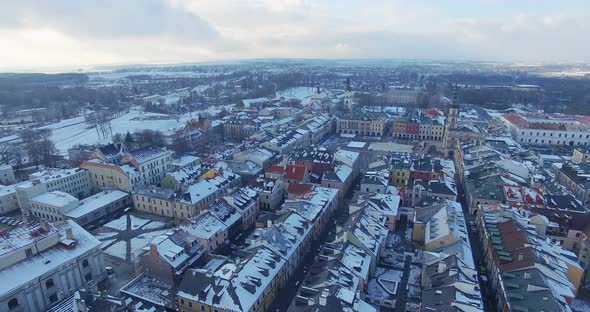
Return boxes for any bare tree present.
[0,143,18,165]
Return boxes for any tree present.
[18,128,58,168]
[112,133,123,143]
[0,143,18,165]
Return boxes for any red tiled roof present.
[502,113,528,128]
[266,165,285,174]
[285,164,307,181]
[287,183,314,196]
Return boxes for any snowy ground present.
[275,87,316,103]
[94,232,118,240]
[571,298,590,312]
[104,241,127,259]
[129,215,150,230]
[104,215,128,231]
[8,106,225,156]
[140,221,167,230]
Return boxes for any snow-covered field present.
[130,215,151,230]
[275,87,316,103]
[1,106,225,156]
[104,215,129,231]
[104,241,127,259]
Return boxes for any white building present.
[0,220,106,312]
[15,168,93,213]
[0,185,18,215]
[30,191,80,222]
[0,165,15,185]
[120,145,173,186]
[503,113,590,146]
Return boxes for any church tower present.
[447,84,459,130]
[344,78,353,111]
[443,84,460,154]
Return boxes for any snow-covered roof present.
[31,191,79,208]
[65,190,130,219]
[0,220,101,295]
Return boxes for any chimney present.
[40,219,50,231]
[150,243,158,255]
[319,289,329,306]
[517,254,524,261]
[65,227,74,240]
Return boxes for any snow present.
[275,87,317,102]
[104,215,128,231]
[368,142,414,153]
[571,298,590,312]
[347,141,366,148]
[130,215,151,230]
[94,232,118,240]
[100,239,117,249]
[104,241,127,259]
[129,230,170,259]
[140,221,167,230]
[42,107,216,156]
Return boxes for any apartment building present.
[0,220,105,312]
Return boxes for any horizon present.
[1,0,589,71]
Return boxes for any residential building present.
[141,228,205,285]
[0,165,15,185]
[0,185,18,215]
[503,112,590,146]
[0,220,106,312]
[81,159,140,192]
[337,112,390,137]
[120,145,173,186]
[15,168,93,213]
[251,177,285,211]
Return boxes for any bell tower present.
[344,78,353,111]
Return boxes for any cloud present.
[0,0,590,69]
[0,0,219,42]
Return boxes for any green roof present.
[499,255,513,262]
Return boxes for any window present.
[49,293,58,303]
[85,272,92,282]
[46,279,55,289]
[8,298,19,310]
[82,259,89,268]
[25,248,33,257]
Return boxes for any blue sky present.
[0,0,588,70]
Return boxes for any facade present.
[0,165,15,185]
[81,159,139,192]
[15,168,93,213]
[573,147,590,164]
[64,190,131,226]
[0,185,18,215]
[251,177,285,211]
[337,113,390,137]
[141,229,205,285]
[120,145,173,186]
[0,220,106,312]
[552,162,590,207]
[503,113,590,146]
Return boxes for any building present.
[552,162,590,207]
[223,118,258,140]
[251,177,285,211]
[140,228,205,285]
[233,148,275,169]
[120,145,173,186]
[15,168,93,214]
[477,206,582,311]
[337,112,390,137]
[177,246,286,312]
[81,159,140,192]
[0,220,106,312]
[29,190,131,225]
[0,185,18,215]
[573,147,590,164]
[503,112,590,146]
[64,190,131,227]
[0,165,15,185]
[133,172,240,219]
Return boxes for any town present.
[0,60,590,312]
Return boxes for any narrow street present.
[456,176,496,312]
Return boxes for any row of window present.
[521,131,590,139]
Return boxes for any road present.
[456,174,497,312]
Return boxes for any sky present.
[0,0,588,71]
